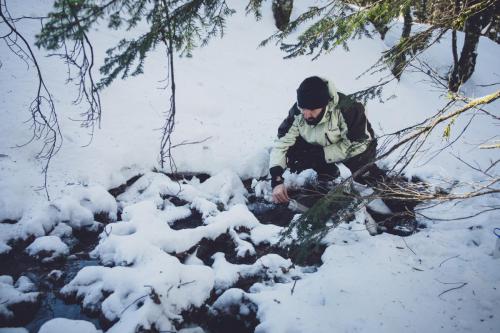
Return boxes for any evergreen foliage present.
[256,0,499,91]
[279,181,366,265]
[36,0,236,89]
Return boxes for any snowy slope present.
[1,1,499,332]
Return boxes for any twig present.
[177,280,195,288]
[438,282,467,297]
[104,225,112,237]
[291,279,297,295]
[439,255,460,267]
[479,143,500,149]
[401,236,416,256]
[159,0,177,173]
[416,207,500,222]
[119,294,148,316]
[171,136,212,149]
[450,153,494,178]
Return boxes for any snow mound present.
[117,170,248,219]
[0,183,114,254]
[212,252,293,291]
[0,328,28,333]
[60,170,297,331]
[61,255,214,332]
[25,235,69,262]
[38,318,102,333]
[0,275,40,322]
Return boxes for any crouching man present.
[270,76,380,204]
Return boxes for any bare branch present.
[170,136,212,149]
[0,0,62,199]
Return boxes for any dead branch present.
[451,153,495,178]
[438,282,467,297]
[291,279,298,295]
[479,142,500,149]
[0,0,62,200]
[170,136,213,149]
[401,236,417,256]
[159,0,177,174]
[47,0,102,139]
[439,255,460,267]
[416,207,500,222]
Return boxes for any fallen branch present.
[438,255,460,267]
[171,136,213,149]
[438,282,468,297]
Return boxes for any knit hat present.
[296,76,331,109]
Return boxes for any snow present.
[211,252,293,291]
[0,183,115,253]
[0,0,499,332]
[0,329,28,333]
[61,257,215,332]
[25,235,70,260]
[0,276,40,320]
[38,318,102,333]
[250,224,283,245]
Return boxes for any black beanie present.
[296,76,331,109]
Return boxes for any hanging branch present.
[0,0,62,200]
[59,1,102,135]
[159,0,177,173]
[36,0,103,140]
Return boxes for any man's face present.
[301,107,325,125]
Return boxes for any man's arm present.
[323,102,372,163]
[269,114,301,203]
[270,115,300,180]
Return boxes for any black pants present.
[287,139,382,183]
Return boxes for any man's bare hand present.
[272,184,289,203]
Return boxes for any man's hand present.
[272,184,289,203]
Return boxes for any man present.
[269,76,379,204]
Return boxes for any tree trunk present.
[371,21,389,40]
[272,0,293,31]
[392,5,412,80]
[448,0,494,92]
[415,0,427,22]
[451,0,460,68]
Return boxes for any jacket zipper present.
[325,133,333,145]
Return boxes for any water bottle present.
[493,228,500,259]
[288,199,308,213]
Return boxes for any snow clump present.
[25,235,69,262]
[0,275,40,322]
[38,318,102,333]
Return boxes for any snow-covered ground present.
[1,1,499,332]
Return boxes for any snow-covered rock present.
[38,318,102,333]
[0,275,40,324]
[25,235,69,262]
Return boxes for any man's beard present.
[304,108,326,126]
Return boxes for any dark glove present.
[270,166,285,188]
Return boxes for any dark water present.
[0,232,101,333]
[24,258,101,333]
